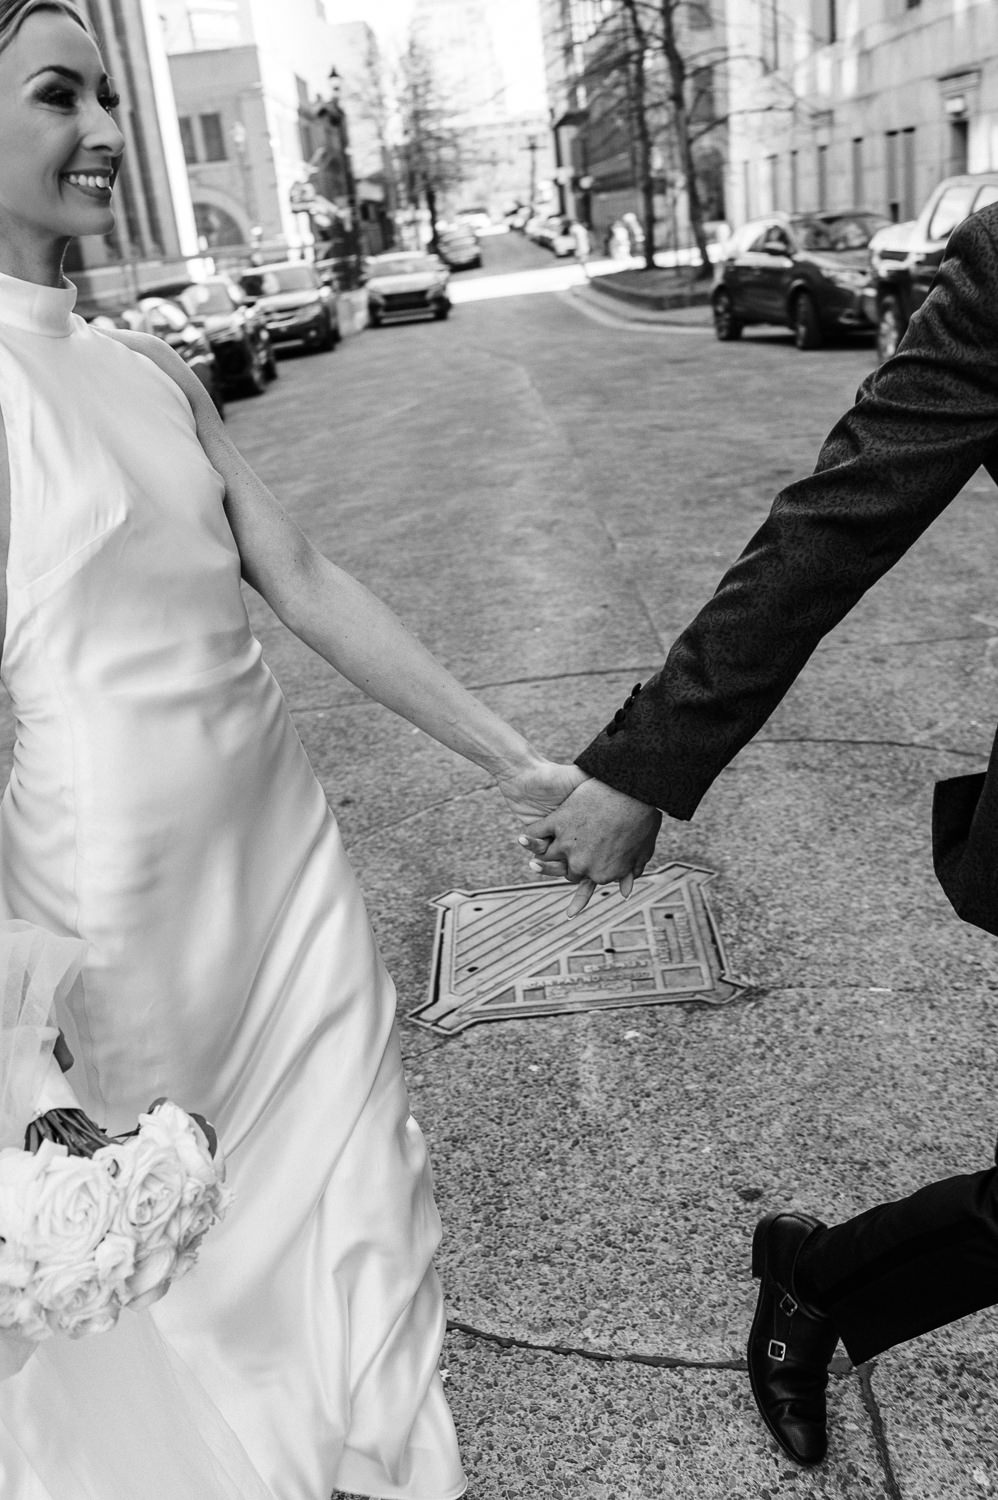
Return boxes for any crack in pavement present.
[446,1317,747,1371]
[857,1362,905,1500]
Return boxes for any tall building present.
[160,1,393,258]
[411,0,507,126]
[538,0,725,243]
[69,0,199,311]
[723,0,998,227]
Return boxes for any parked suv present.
[234,261,339,354]
[865,172,998,361]
[711,210,890,349]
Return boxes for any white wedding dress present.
[0,272,466,1500]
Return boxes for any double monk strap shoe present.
[748,1211,840,1466]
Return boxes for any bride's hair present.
[0,0,94,53]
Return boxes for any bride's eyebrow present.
[25,64,108,87]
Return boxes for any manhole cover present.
[411,862,746,1034]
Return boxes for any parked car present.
[120,296,225,415]
[234,261,339,354]
[455,206,491,234]
[711,209,891,349]
[539,215,577,257]
[863,172,998,361]
[364,252,451,326]
[435,227,482,270]
[171,276,276,395]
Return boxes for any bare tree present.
[396,35,466,251]
[619,0,656,270]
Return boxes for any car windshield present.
[790,214,889,252]
[241,265,315,296]
[368,257,440,277]
[180,283,235,316]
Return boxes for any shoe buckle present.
[768,1339,787,1361]
[779,1293,798,1317]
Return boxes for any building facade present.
[723,0,998,228]
[538,0,725,247]
[161,0,392,260]
[70,0,200,310]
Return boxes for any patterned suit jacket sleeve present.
[576,206,998,821]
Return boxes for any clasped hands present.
[496,758,662,916]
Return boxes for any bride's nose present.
[80,97,126,159]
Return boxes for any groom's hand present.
[519,777,662,914]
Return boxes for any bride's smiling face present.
[0,8,125,262]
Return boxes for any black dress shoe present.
[748,1211,840,1466]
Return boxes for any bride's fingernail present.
[517,835,530,846]
[529,859,542,872]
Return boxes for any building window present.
[885,130,899,219]
[766,154,778,211]
[199,112,227,162]
[790,148,798,211]
[902,127,916,219]
[851,136,863,204]
[178,115,197,166]
[816,143,828,207]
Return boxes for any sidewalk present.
[573,263,714,328]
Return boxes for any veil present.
[0,920,275,1500]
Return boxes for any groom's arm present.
[529,209,998,884]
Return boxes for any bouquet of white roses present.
[0,921,230,1347]
[0,1099,231,1342]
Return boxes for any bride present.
[0,3,588,1496]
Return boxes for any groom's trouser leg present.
[795,1165,998,1364]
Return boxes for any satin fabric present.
[0,272,466,1500]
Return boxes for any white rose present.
[121,1243,178,1310]
[106,1140,186,1245]
[93,1231,136,1294]
[136,1102,221,1185]
[0,1251,49,1341]
[32,1261,118,1339]
[24,1149,117,1265]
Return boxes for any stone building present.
[724,0,998,227]
[160,0,392,261]
[70,0,199,311]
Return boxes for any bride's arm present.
[107,330,585,816]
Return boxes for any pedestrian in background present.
[521,201,998,1466]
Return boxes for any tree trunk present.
[659,0,712,278]
[620,0,657,270]
[425,182,439,251]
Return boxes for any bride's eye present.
[99,90,121,113]
[35,83,77,110]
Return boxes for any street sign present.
[413,864,746,1034]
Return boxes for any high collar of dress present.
[0,271,77,338]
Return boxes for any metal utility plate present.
[412,863,746,1034]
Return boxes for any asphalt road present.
[14,232,998,1496]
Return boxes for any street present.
[28,232,998,1496]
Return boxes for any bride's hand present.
[495,756,590,827]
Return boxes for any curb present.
[587,273,712,314]
[569,282,713,330]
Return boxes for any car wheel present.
[876,294,903,363]
[712,289,742,341]
[318,315,336,352]
[369,312,381,328]
[264,346,278,380]
[792,290,823,350]
[433,305,450,320]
